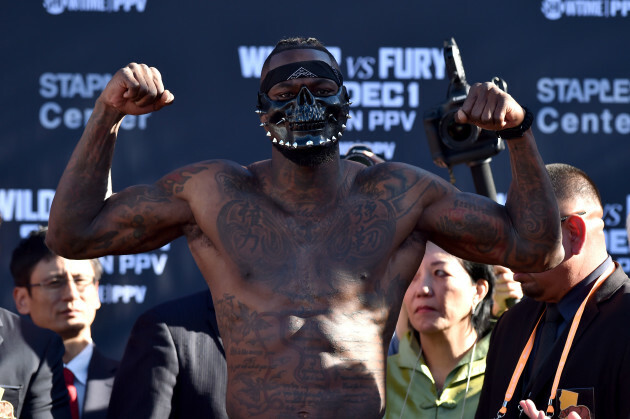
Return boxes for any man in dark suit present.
[475,163,630,419]
[11,228,118,419]
[0,303,72,419]
[0,214,71,419]
[107,289,227,418]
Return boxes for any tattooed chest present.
[215,197,397,287]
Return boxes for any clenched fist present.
[455,82,525,131]
[98,62,174,116]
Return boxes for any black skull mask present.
[257,85,350,149]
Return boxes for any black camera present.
[423,38,506,168]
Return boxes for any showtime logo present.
[43,0,147,14]
[541,0,630,19]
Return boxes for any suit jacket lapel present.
[83,348,117,417]
[578,266,624,332]
[83,349,101,414]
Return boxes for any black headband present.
[260,60,344,93]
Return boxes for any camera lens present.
[446,121,473,141]
[439,109,481,150]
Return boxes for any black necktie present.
[532,304,561,377]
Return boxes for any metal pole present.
[467,158,498,202]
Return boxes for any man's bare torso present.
[181,159,429,418]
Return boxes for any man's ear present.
[565,215,587,255]
[13,287,32,315]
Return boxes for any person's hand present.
[98,62,174,116]
[519,400,582,419]
[455,81,525,131]
[492,266,523,317]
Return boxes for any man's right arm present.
[46,63,192,258]
[416,83,563,272]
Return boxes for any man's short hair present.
[262,37,340,74]
[546,163,602,207]
[10,227,103,289]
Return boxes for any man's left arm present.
[419,82,563,272]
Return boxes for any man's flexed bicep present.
[47,174,196,259]
[419,185,519,267]
[419,183,561,273]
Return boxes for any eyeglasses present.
[29,275,96,292]
[560,211,586,223]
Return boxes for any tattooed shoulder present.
[156,163,212,195]
[354,163,448,216]
[215,163,262,198]
[157,159,250,196]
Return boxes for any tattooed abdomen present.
[215,293,388,418]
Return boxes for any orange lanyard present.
[495,262,615,418]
